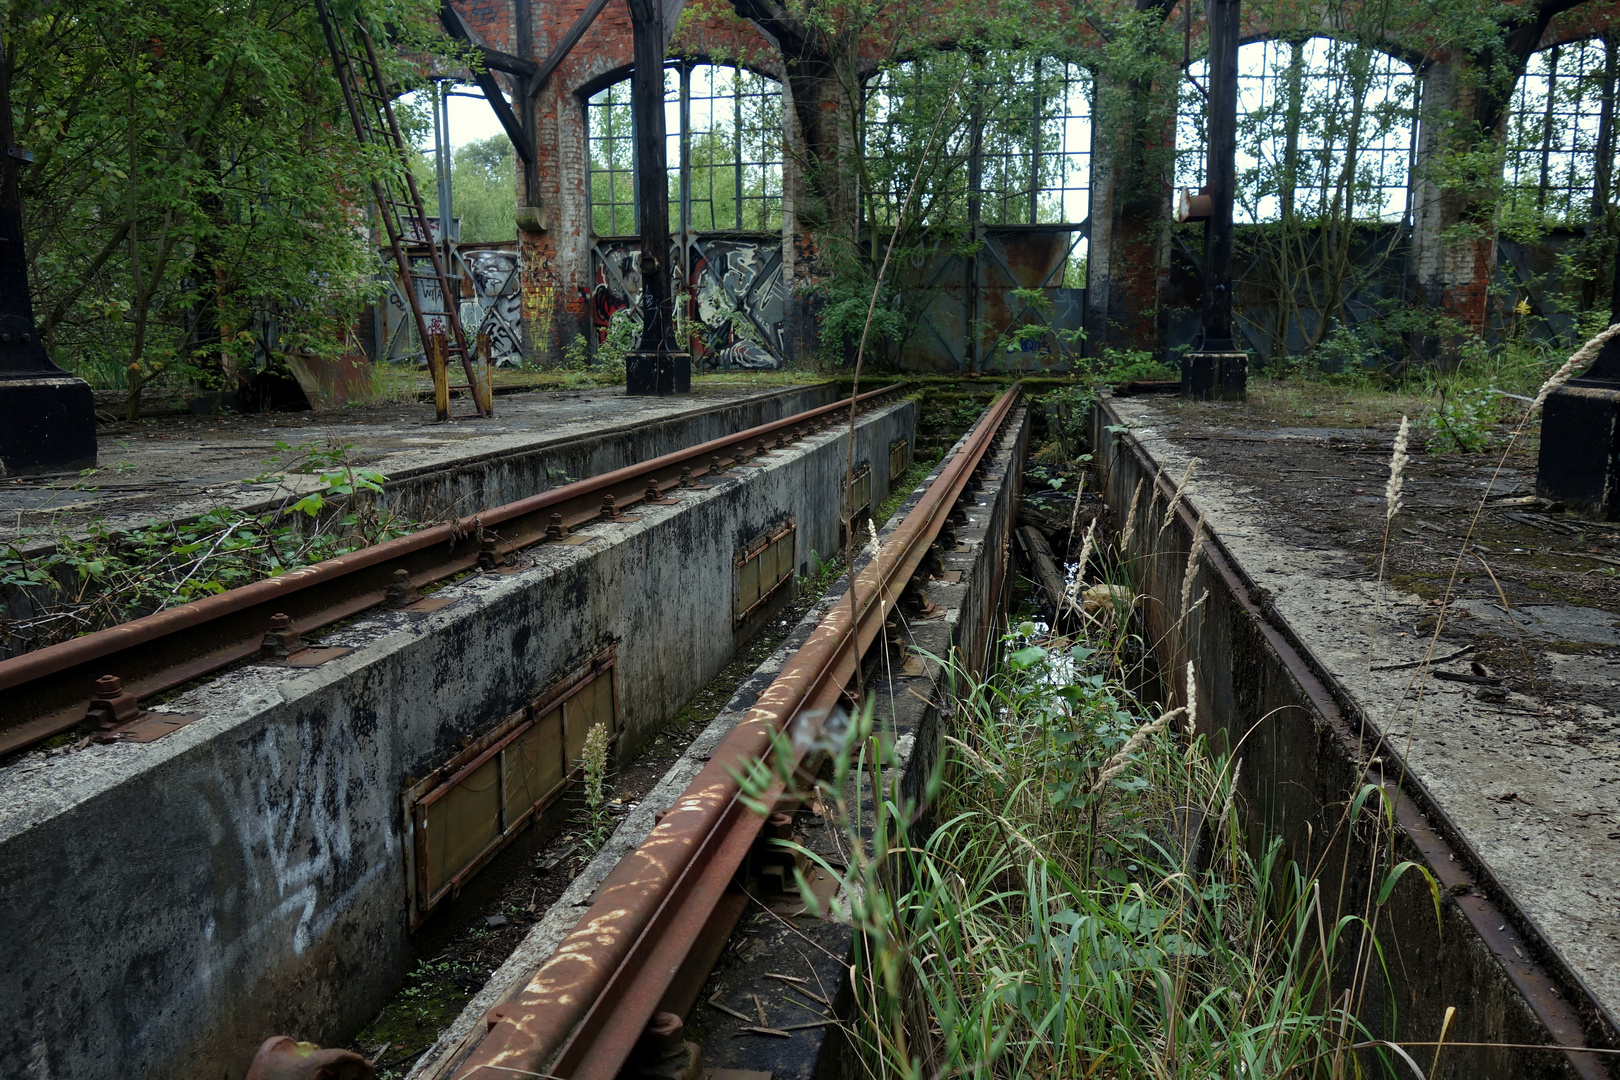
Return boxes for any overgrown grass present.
[0,453,414,655]
[1235,320,1612,450]
[742,589,1427,1079]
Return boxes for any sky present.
[405,84,511,150]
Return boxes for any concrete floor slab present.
[1107,393,1620,1030]
[2,383,830,542]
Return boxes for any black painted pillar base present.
[0,372,97,476]
[626,351,691,396]
[1180,351,1248,401]
[1537,381,1620,520]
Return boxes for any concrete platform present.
[1099,392,1620,1071]
[1,383,843,661]
[2,383,834,542]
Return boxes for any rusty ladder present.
[314,0,492,420]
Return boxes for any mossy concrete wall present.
[0,398,914,1080]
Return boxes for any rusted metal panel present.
[889,436,911,481]
[403,649,618,926]
[283,350,375,411]
[733,520,796,624]
[895,228,1085,372]
[843,464,873,525]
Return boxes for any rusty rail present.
[0,384,906,757]
[447,385,1022,1080]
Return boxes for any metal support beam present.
[438,1,535,164]
[477,45,537,77]
[531,0,612,97]
[0,31,95,475]
[1180,0,1247,400]
[625,0,687,393]
[1199,0,1237,354]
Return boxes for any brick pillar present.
[1086,73,1174,358]
[1409,57,1498,349]
[778,73,823,365]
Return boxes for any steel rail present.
[0,384,905,757]
[450,385,1022,1080]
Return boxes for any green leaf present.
[1009,646,1047,670]
[1377,860,1443,928]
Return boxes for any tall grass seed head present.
[1158,458,1198,538]
[1119,478,1144,554]
[1533,323,1620,411]
[1180,515,1206,619]
[1384,415,1409,522]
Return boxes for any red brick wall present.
[455,0,780,361]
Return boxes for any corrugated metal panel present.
[889,437,911,481]
[733,520,796,623]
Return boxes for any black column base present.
[1536,380,1620,520]
[1180,351,1248,401]
[626,351,691,396]
[0,372,97,476]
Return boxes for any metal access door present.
[897,225,1086,372]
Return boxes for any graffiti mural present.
[458,248,524,365]
[378,241,527,367]
[589,235,785,370]
[518,240,557,357]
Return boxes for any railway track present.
[0,384,907,758]
[435,384,1022,1080]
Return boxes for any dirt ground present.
[1134,385,1620,696]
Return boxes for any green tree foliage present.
[412,132,518,244]
[8,0,458,409]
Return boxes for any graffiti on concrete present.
[589,235,785,369]
[458,248,524,365]
[379,242,526,366]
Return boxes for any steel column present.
[625,0,687,393]
[0,31,95,476]
[1180,0,1248,400]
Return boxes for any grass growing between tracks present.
[748,624,1431,1079]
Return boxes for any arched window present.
[1504,37,1617,223]
[677,64,783,232]
[585,63,784,238]
[587,78,635,237]
[862,54,1091,229]
[1178,38,1419,224]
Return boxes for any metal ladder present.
[314,0,492,419]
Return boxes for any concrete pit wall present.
[1090,398,1604,1080]
[411,402,1031,1080]
[0,398,915,1080]
[368,384,843,523]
